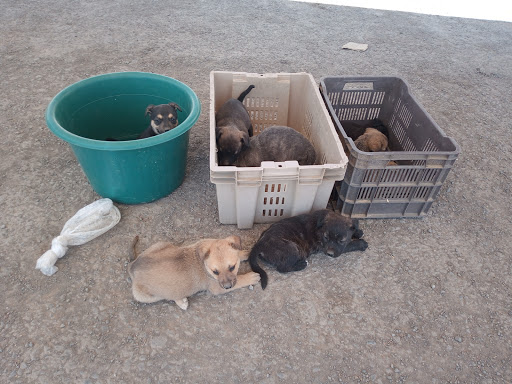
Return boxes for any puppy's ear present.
[240,131,250,148]
[197,240,213,261]
[145,105,154,116]
[169,102,183,112]
[316,215,326,229]
[216,127,223,143]
[226,235,242,250]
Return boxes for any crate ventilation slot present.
[336,107,381,121]
[262,183,287,217]
[244,96,279,109]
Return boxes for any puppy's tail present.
[249,249,268,290]
[131,236,140,261]
[237,85,255,102]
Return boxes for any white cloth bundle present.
[36,198,121,276]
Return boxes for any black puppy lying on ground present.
[249,209,368,289]
[215,85,255,165]
[229,125,316,167]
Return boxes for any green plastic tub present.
[46,72,201,204]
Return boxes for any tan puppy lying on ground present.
[128,236,260,310]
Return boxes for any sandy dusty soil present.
[1,0,511,383]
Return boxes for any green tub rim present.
[45,71,201,151]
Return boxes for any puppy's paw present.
[292,259,308,271]
[245,271,261,286]
[175,298,189,310]
[357,239,369,251]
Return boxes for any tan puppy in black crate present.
[128,235,260,310]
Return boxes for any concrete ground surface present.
[1,0,511,383]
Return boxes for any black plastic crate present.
[320,76,460,219]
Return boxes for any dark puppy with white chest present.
[232,125,316,167]
[138,102,183,139]
[249,209,368,289]
[215,85,255,166]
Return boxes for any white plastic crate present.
[210,71,348,229]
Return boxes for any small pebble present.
[454,336,463,343]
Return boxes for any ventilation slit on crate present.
[392,120,406,148]
[422,138,438,152]
[329,92,339,105]
[399,104,413,128]
[246,96,279,132]
[414,186,430,200]
[262,183,286,217]
[338,107,361,121]
[363,169,382,184]
[394,98,402,114]
[357,187,374,200]
[371,91,385,105]
[405,169,422,183]
[375,186,413,200]
[303,109,313,140]
[403,137,417,152]
[422,168,441,183]
[383,168,398,183]
[368,107,380,120]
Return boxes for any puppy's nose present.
[223,282,233,289]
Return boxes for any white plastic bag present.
[36,198,121,276]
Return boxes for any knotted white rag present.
[36,198,121,276]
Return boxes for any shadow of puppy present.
[248,209,368,289]
[231,126,316,167]
[215,85,255,165]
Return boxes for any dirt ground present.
[1,1,511,383]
